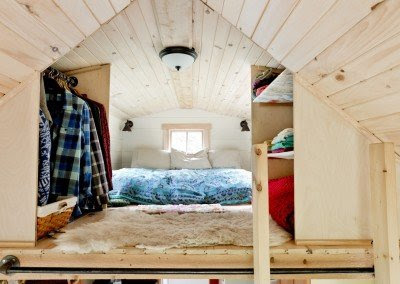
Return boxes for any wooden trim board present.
[370,143,400,283]
[252,144,270,283]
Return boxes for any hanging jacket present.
[46,92,92,216]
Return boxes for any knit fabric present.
[269,176,294,234]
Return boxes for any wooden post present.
[252,144,270,283]
[370,143,400,283]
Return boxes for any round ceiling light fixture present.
[159,46,198,71]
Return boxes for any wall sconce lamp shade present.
[240,120,250,132]
[159,46,197,71]
[122,120,133,132]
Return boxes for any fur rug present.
[54,205,292,253]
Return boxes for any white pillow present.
[170,149,212,169]
[131,148,171,169]
[208,150,242,169]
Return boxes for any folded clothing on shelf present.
[270,128,294,153]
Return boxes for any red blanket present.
[269,176,294,234]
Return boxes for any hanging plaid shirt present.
[88,108,109,208]
[46,92,92,216]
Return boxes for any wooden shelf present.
[268,151,294,160]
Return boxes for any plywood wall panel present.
[0,73,40,246]
[294,76,372,240]
[66,64,111,119]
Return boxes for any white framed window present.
[162,123,211,153]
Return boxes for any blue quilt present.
[109,168,252,206]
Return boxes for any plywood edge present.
[295,74,381,143]
[64,63,111,75]
[0,242,35,248]
[295,239,372,246]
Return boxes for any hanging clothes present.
[38,109,51,206]
[82,97,113,190]
[88,108,109,208]
[40,75,52,123]
[46,91,92,216]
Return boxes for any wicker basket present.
[36,196,77,239]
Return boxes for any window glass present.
[170,130,203,153]
[171,131,187,152]
[187,131,203,153]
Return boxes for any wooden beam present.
[252,144,270,283]
[370,143,400,283]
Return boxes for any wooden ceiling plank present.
[211,35,253,112]
[221,44,263,115]
[123,4,177,108]
[51,56,75,72]
[109,0,131,14]
[255,51,273,66]
[344,92,400,122]
[236,0,269,38]
[201,16,230,110]
[282,0,377,72]
[206,26,242,110]
[154,0,193,47]
[135,0,179,108]
[206,0,224,14]
[92,28,142,91]
[268,0,336,62]
[329,64,400,109]
[0,21,52,71]
[314,32,400,96]
[101,19,167,110]
[135,0,163,51]
[221,0,244,27]
[298,0,400,85]
[191,0,205,107]
[54,0,100,36]
[360,113,400,135]
[196,7,220,108]
[73,44,102,67]
[225,77,251,118]
[80,37,141,112]
[251,0,298,49]
[0,0,69,60]
[63,50,90,70]
[0,51,34,82]
[16,0,85,48]
[84,0,116,25]
[90,29,152,110]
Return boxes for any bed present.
[109,168,252,206]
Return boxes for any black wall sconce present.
[122,120,133,132]
[240,120,250,132]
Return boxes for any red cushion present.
[269,176,294,234]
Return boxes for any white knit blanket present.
[53,205,292,253]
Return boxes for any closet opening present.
[19,59,295,259]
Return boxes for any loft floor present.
[0,208,374,281]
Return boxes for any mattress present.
[109,168,252,206]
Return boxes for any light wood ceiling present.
[52,0,281,119]
[2,0,400,152]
